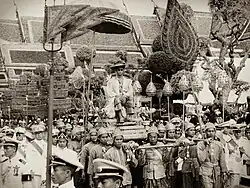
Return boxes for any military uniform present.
[104,129,137,188]
[197,140,227,188]
[51,148,84,188]
[87,144,109,176]
[0,154,26,188]
[104,74,134,120]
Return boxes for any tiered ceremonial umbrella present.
[146,75,157,120]
[163,80,173,121]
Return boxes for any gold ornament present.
[133,80,142,94]
[179,74,189,91]
[163,81,173,96]
[146,76,156,97]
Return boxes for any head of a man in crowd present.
[89,128,98,143]
[15,127,26,141]
[205,123,216,139]
[3,137,18,158]
[51,151,83,186]
[166,123,175,139]
[57,132,68,149]
[148,126,158,145]
[233,125,243,140]
[112,60,125,77]
[112,129,123,149]
[245,126,250,140]
[65,124,73,137]
[32,123,46,140]
[98,127,109,146]
[157,123,166,139]
[5,129,14,138]
[185,123,195,138]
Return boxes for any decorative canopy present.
[161,0,198,71]
[44,0,132,42]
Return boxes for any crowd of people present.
[0,115,250,188]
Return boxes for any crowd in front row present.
[0,116,250,188]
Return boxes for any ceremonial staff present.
[43,1,63,188]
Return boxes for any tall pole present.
[46,41,54,188]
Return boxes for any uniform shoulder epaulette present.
[0,158,8,163]
[19,158,26,165]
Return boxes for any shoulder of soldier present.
[18,158,26,165]
[0,158,8,163]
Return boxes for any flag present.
[161,0,198,71]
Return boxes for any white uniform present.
[0,153,26,188]
[58,179,76,188]
[227,136,245,187]
[26,139,47,181]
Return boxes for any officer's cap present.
[65,123,73,130]
[93,158,128,179]
[52,128,60,137]
[51,149,83,170]
[57,119,66,129]
[231,124,246,131]
[15,127,26,134]
[3,136,19,147]
[32,123,45,133]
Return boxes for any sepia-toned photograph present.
[0,0,250,188]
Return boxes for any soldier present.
[88,127,110,188]
[65,123,73,138]
[157,123,166,142]
[170,122,200,188]
[50,149,84,188]
[0,137,26,188]
[93,158,128,188]
[79,128,98,187]
[5,128,15,138]
[55,132,78,156]
[52,128,60,146]
[68,126,85,154]
[104,128,138,188]
[137,126,169,188]
[26,122,47,185]
[15,127,29,159]
[197,122,227,188]
[227,124,247,187]
[166,123,175,140]
[56,119,66,133]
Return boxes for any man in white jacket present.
[104,60,133,123]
